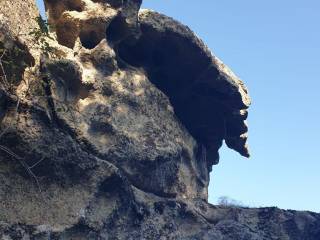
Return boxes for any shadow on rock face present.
[118,10,251,164]
[47,59,93,103]
[0,89,7,123]
[0,40,35,89]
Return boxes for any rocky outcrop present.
[0,0,319,239]
[119,10,251,163]
[44,0,142,49]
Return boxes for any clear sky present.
[36,0,320,212]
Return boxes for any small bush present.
[217,196,247,208]
[29,16,56,57]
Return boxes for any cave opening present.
[106,15,130,45]
[80,31,102,49]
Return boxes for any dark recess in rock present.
[106,15,131,45]
[118,11,250,162]
[80,30,101,49]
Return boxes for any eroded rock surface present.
[119,10,251,163]
[0,0,39,45]
[0,0,319,239]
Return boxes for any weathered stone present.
[0,1,319,240]
[119,10,251,158]
[0,0,39,49]
[0,14,35,91]
[44,0,142,49]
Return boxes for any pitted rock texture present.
[0,1,320,240]
[119,10,251,163]
[0,0,39,45]
[44,0,142,49]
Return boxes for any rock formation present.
[0,0,319,239]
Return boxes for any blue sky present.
[36,0,320,212]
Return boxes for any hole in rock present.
[79,84,94,100]
[106,15,130,44]
[80,31,102,49]
[47,60,92,102]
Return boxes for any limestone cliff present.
[0,1,319,239]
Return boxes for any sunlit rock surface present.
[0,0,319,239]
